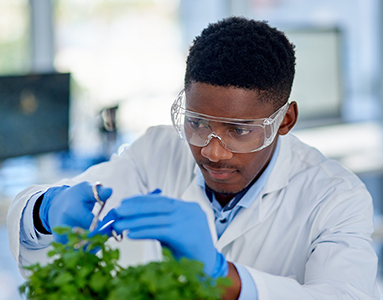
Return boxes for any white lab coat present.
[7,125,380,299]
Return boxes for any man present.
[8,17,379,299]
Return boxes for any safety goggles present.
[171,89,290,153]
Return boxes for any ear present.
[278,101,298,135]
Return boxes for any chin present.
[206,181,246,196]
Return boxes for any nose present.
[201,135,233,162]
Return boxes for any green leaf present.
[52,226,71,236]
[52,270,73,286]
[20,227,231,299]
[76,264,94,280]
[47,249,58,257]
[62,251,81,269]
[89,271,110,292]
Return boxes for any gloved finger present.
[58,210,95,233]
[126,226,171,242]
[111,214,173,234]
[116,195,177,217]
[150,188,162,195]
[78,212,96,231]
[53,233,69,245]
[94,185,113,202]
[68,182,113,209]
[88,221,113,238]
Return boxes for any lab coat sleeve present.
[8,126,187,278]
[7,131,155,278]
[20,192,53,249]
[234,263,258,299]
[243,186,379,299]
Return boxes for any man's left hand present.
[96,192,228,278]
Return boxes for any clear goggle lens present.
[171,89,290,153]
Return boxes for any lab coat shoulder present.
[120,125,196,198]
[244,133,379,299]
[57,125,195,208]
[277,134,375,256]
[273,134,369,207]
[280,134,374,235]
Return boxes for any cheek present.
[239,148,275,182]
[188,144,202,160]
[240,157,263,181]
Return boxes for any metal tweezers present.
[89,182,122,242]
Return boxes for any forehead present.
[185,82,276,119]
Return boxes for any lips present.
[202,164,237,181]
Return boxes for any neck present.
[215,193,236,207]
[209,179,255,208]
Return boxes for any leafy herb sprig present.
[19,227,231,300]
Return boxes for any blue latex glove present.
[96,192,228,278]
[39,181,112,244]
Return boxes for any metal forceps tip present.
[89,182,122,242]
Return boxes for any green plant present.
[19,227,231,300]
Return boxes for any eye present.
[186,117,208,129]
[231,127,252,136]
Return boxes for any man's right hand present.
[38,181,112,244]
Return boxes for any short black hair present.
[184,17,296,107]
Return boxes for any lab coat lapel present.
[215,193,263,251]
[262,134,293,195]
[180,168,218,243]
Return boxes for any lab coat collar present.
[262,134,292,196]
[181,169,219,243]
[188,162,264,249]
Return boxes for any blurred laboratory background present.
[1,0,383,299]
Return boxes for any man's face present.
[186,82,280,196]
